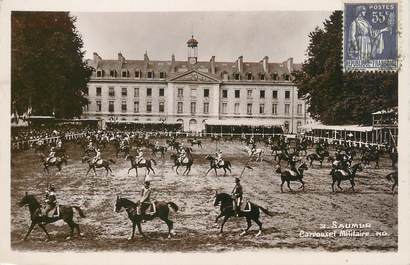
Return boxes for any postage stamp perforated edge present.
[342,0,401,72]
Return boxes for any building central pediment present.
[168,70,220,83]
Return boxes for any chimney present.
[237,56,243,73]
[210,56,215,74]
[286,57,294,72]
[118,52,125,64]
[262,56,269,73]
[144,50,149,62]
[93,52,102,64]
[171,54,176,73]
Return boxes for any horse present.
[150,144,168,158]
[385,171,398,193]
[330,163,363,192]
[213,192,273,236]
[40,154,67,175]
[360,151,380,168]
[114,143,130,158]
[82,156,115,177]
[114,196,178,240]
[18,192,85,241]
[244,146,263,162]
[306,150,329,167]
[188,139,203,148]
[170,153,193,175]
[275,163,309,193]
[166,139,181,151]
[125,154,156,177]
[204,155,232,176]
[294,142,308,155]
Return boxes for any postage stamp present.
[343,2,398,72]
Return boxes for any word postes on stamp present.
[343,2,398,72]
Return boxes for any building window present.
[96,70,103,77]
[147,71,154,79]
[203,103,209,114]
[204,88,209,98]
[247,103,252,115]
[134,101,139,113]
[135,70,141,78]
[191,88,197,98]
[284,74,290,81]
[147,88,152,97]
[260,90,265,99]
[260,74,265,80]
[84,87,89,96]
[235,90,240,98]
[121,101,127,112]
[191,102,196,114]
[297,91,302,99]
[109,70,116,77]
[159,102,165,113]
[96,101,101,112]
[159,72,166,79]
[222,90,228,98]
[285,104,290,115]
[222,72,229,80]
[146,102,152,113]
[177,102,183,114]
[159,88,165,97]
[108,87,115,97]
[178,88,183,98]
[272,90,278,99]
[285,91,290,99]
[96,87,102,97]
[284,121,289,133]
[271,73,278,80]
[122,70,128,78]
[234,73,240,80]
[272,104,277,115]
[247,90,252,98]
[222,103,227,114]
[108,101,114,112]
[247,73,252,80]
[134,87,139,97]
[297,104,303,115]
[234,103,240,114]
[297,121,302,133]
[259,104,265,114]
[121,87,127,97]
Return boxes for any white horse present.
[244,146,264,162]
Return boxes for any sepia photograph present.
[1,0,409,264]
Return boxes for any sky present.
[72,11,332,64]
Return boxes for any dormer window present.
[134,70,141,78]
[159,72,166,79]
[222,72,229,81]
[234,73,240,80]
[271,73,278,80]
[147,71,154,79]
[121,70,129,78]
[109,70,117,78]
[284,74,290,81]
[260,74,265,80]
[96,70,103,78]
[247,73,253,80]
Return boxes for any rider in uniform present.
[136,148,144,164]
[251,143,256,155]
[137,181,152,219]
[43,184,58,218]
[288,153,300,176]
[154,140,160,150]
[178,146,186,163]
[46,147,56,163]
[215,150,223,167]
[93,148,101,165]
[232,178,243,216]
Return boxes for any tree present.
[11,12,92,118]
[293,11,398,125]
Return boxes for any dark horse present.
[114,143,130,158]
[275,163,309,193]
[40,154,67,175]
[204,155,232,176]
[82,156,115,177]
[213,192,273,236]
[170,153,193,175]
[385,171,398,193]
[330,163,363,192]
[150,144,168,158]
[306,150,329,167]
[114,196,178,240]
[188,139,203,148]
[125,154,156,177]
[18,192,85,241]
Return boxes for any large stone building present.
[82,36,308,133]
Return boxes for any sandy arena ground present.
[10,139,397,252]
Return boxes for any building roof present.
[205,118,283,127]
[300,124,375,132]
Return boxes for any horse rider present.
[215,150,223,167]
[46,147,56,163]
[288,153,300,176]
[92,148,101,165]
[136,148,144,164]
[56,139,62,149]
[137,181,152,219]
[154,140,160,150]
[178,146,187,163]
[251,143,257,155]
[43,184,58,218]
[87,140,94,150]
[232,178,243,216]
